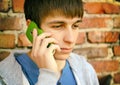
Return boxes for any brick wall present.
[0,0,120,85]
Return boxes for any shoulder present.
[0,50,27,85]
[68,53,87,64]
[0,50,28,71]
[68,53,97,78]
[68,53,95,74]
[68,53,99,85]
[0,50,28,64]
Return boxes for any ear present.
[26,19,31,26]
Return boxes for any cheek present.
[74,32,79,40]
[52,33,64,47]
[52,33,62,42]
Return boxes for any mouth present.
[60,48,73,53]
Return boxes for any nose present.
[63,29,74,44]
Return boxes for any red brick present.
[76,32,86,44]
[88,31,119,43]
[84,2,104,14]
[88,31,105,43]
[84,2,120,14]
[0,16,22,30]
[114,17,120,28]
[105,32,119,43]
[114,73,120,83]
[0,34,15,48]
[89,60,119,73]
[103,3,120,14]
[73,47,108,58]
[12,0,24,12]
[0,51,10,61]
[114,46,120,56]
[79,17,112,28]
[0,0,9,12]
[18,33,32,47]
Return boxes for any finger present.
[33,33,52,50]
[39,37,59,50]
[32,28,37,46]
[31,28,38,56]
[38,38,58,55]
[32,33,52,56]
[47,44,61,54]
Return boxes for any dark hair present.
[24,0,84,27]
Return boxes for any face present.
[41,15,82,60]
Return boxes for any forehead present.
[41,10,82,24]
[42,15,81,25]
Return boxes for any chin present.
[54,52,70,60]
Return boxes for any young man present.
[0,0,99,85]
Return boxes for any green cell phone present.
[26,21,43,43]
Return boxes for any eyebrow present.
[75,20,82,23]
[73,19,82,25]
[47,19,82,25]
[47,21,64,25]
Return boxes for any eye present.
[73,25,79,28]
[52,25,61,28]
[51,24,64,29]
[72,24,79,29]
[72,20,82,29]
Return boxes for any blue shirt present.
[57,60,77,85]
[15,53,77,85]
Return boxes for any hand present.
[28,29,61,73]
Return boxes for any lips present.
[60,48,72,53]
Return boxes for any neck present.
[56,60,66,72]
